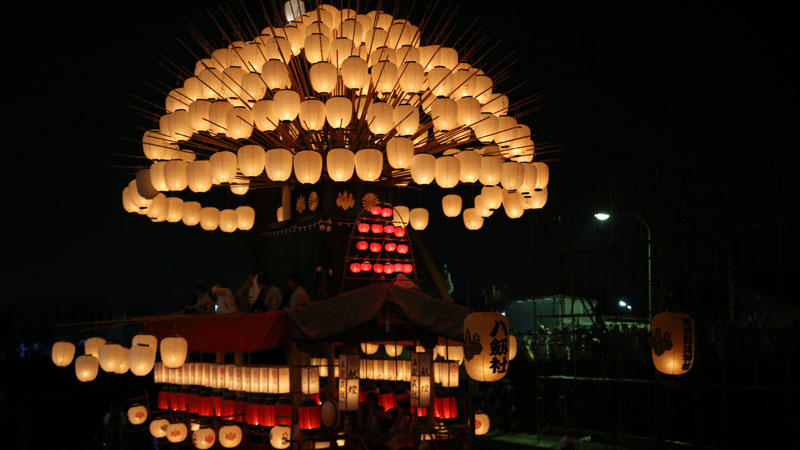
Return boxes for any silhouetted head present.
[287,273,302,290]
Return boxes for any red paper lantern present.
[371,224,384,234]
[369,242,382,253]
[402,264,413,273]
[381,207,393,218]
[370,205,382,215]
[276,403,292,426]
[360,261,372,272]
[198,396,213,417]
[171,392,188,412]
[245,403,261,426]
[373,263,384,274]
[384,264,395,274]
[397,244,409,254]
[350,263,362,273]
[356,240,369,251]
[299,402,321,430]
[378,393,396,412]
[210,395,223,417]
[384,224,396,234]
[157,391,169,410]
[357,222,370,233]
[434,397,458,419]
[261,404,277,427]
[393,263,403,273]
[384,242,397,252]
[188,394,200,414]
[394,227,406,238]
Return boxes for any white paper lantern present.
[236,206,255,230]
[367,102,394,135]
[502,190,525,218]
[270,425,292,450]
[98,343,125,373]
[299,99,326,130]
[51,341,76,367]
[341,56,369,90]
[309,61,337,93]
[75,355,99,382]
[463,312,510,381]
[210,151,238,184]
[442,195,462,218]
[463,208,483,230]
[219,209,238,233]
[160,337,188,368]
[164,160,189,191]
[273,89,301,121]
[326,97,353,128]
[326,148,355,182]
[265,148,294,181]
[294,150,323,184]
[393,206,410,227]
[252,99,279,131]
[127,405,148,425]
[456,96,482,126]
[431,97,458,131]
[435,156,461,188]
[166,423,188,443]
[129,335,158,376]
[393,104,419,136]
[187,161,213,193]
[410,154,435,184]
[409,208,429,230]
[150,419,170,438]
[84,337,106,358]
[354,149,383,181]
[182,201,202,226]
[193,428,216,449]
[475,412,491,435]
[532,162,549,189]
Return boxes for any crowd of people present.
[185,272,311,315]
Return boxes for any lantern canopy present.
[338,355,360,411]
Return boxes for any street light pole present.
[595,212,654,322]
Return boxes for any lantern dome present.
[341,56,369,90]
[326,97,353,128]
[182,201,202,226]
[265,148,294,181]
[399,62,425,93]
[187,160,213,192]
[219,209,238,233]
[262,59,291,89]
[326,148,355,182]
[454,150,481,183]
[410,154,435,184]
[502,190,525,219]
[200,207,220,231]
[481,186,503,210]
[500,161,523,191]
[98,343,126,373]
[294,150,323,184]
[431,97,458,131]
[309,61,337,93]
[299,98,326,130]
[236,206,256,230]
[166,197,183,223]
[472,113,499,143]
[226,106,253,139]
[435,156,461,188]
[393,104,420,136]
[409,208,429,230]
[442,194,462,217]
[354,149,383,181]
[367,102,394,135]
[462,208,483,230]
[129,338,158,376]
[75,355,99,382]
[160,336,188,368]
[273,89,301,121]
[252,99,279,131]
[237,144,265,177]
[51,341,76,367]
[164,160,189,191]
[210,151,237,183]
[479,156,502,186]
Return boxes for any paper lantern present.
[462,208,483,230]
[186,160,212,193]
[218,425,243,448]
[209,151,237,183]
[326,97,352,128]
[265,148,294,181]
[126,404,148,425]
[252,99,279,131]
[299,99,326,130]
[651,312,695,375]
[456,96,482,127]
[230,178,250,195]
[371,224,384,234]
[261,60,291,90]
[371,60,399,94]
[145,193,168,221]
[293,150,323,184]
[531,162,550,189]
[393,104,420,136]
[338,355,360,411]
[84,337,106,357]
[51,341,75,367]
[426,66,452,97]
[208,100,233,134]
[273,89,301,121]
[410,154,435,184]
[165,197,183,223]
[193,428,216,449]
[502,190,525,219]
[166,423,188,443]
[354,149,383,181]
[98,343,125,373]
[270,425,292,449]
[360,342,379,355]
[437,194,462,218]
[301,366,320,394]
[393,206,410,227]
[500,161,523,190]
[399,61,425,93]
[410,352,432,407]
[160,337,187,368]
[435,156,461,188]
[475,412,491,435]
[409,208,429,230]
[218,209,237,233]
[234,206,255,231]
[164,160,189,191]
[135,169,158,200]
[436,344,464,365]
[526,188,548,209]
[237,145,265,177]
[384,344,404,357]
[509,335,518,360]
[130,340,158,376]
[472,113,498,143]
[143,129,170,160]
[463,312,510,382]
[451,150,480,183]
[200,207,220,231]
[341,56,369,90]
[75,355,99,382]
[308,62,337,94]
[330,37,356,67]
[478,155,502,186]
[518,163,537,194]
[431,97,458,131]
[385,137,414,169]
[225,106,253,139]
[366,102,394,135]
[182,201,202,226]
[150,419,170,438]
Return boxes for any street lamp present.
[595,212,653,322]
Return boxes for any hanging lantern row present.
[125,2,551,232]
[349,261,414,274]
[150,419,244,448]
[54,334,184,382]
[154,362,294,394]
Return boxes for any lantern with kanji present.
[270,425,292,449]
[219,424,243,448]
[338,354,360,411]
[651,312,695,375]
[410,352,432,407]
[127,405,148,425]
[463,312,510,382]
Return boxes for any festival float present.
[51,0,561,447]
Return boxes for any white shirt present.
[212,286,237,314]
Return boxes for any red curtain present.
[144,312,289,352]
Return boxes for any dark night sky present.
[1,1,796,312]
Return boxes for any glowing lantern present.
[381,207,393,218]
[293,150,323,184]
[385,344,404,357]
[130,337,158,376]
[51,341,76,367]
[252,99,279,131]
[436,344,464,365]
[273,89,301,121]
[478,155,502,186]
[360,343,379,355]
[166,197,183,223]
[262,60,291,90]
[502,190,525,219]
[309,62,337,94]
[208,101,233,134]
[186,161,212,193]
[357,222,371,233]
[75,355,99,382]
[270,425,292,449]
[394,104,419,136]
[463,312,510,382]
[301,367,320,395]
[193,428,216,449]
[182,201,202,226]
[225,107,253,139]
[371,61,399,94]
[209,151,237,184]
[127,405,148,425]
[463,208,483,230]
[188,100,212,132]
[371,224,384,234]
[326,97,352,128]
[453,150,481,183]
[651,312,695,375]
[410,352,432,407]
[235,206,255,231]
[299,99,326,130]
[367,102,394,135]
[399,61,425,93]
[370,205,382,215]
[135,169,158,199]
[456,97,482,127]
[143,129,169,160]
[218,209,237,233]
[475,412,490,435]
[393,206,410,227]
[230,177,249,195]
[160,337,188,368]
[237,145,265,177]
[509,335,518,360]
[532,162,549,189]
[435,156,461,188]
[427,67,452,97]
[98,343,125,373]
[369,242,382,253]
[146,193,168,222]
[431,97,458,131]
[354,149,383,181]
[265,148,294,181]
[166,423,188,443]
[150,419,170,438]
[386,137,414,169]
[518,163,537,194]
[500,161,523,190]
[164,160,189,191]
[481,186,503,210]
[84,337,106,358]
[472,113,499,144]
[200,207,220,231]
[409,208,429,230]
[441,194,462,218]
[261,36,292,62]
[396,244,409,254]
[330,37,357,67]
[356,240,369,251]
[350,263,362,273]
[410,154,435,184]
[526,188,548,209]
[219,425,243,448]
[338,355,360,411]
[341,56,369,90]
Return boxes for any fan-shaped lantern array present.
[125,3,551,232]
